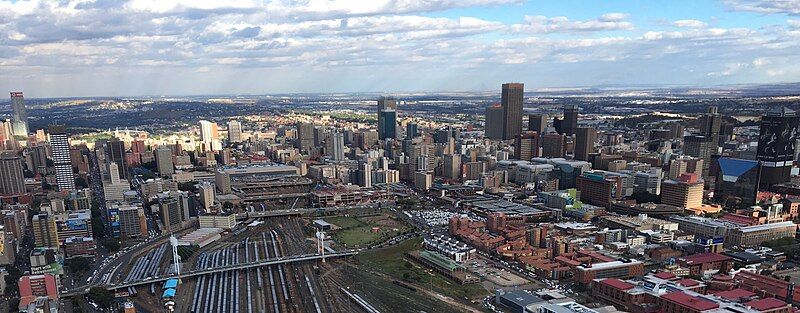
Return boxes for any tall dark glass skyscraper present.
[501,83,524,140]
[10,92,28,137]
[756,107,799,190]
[562,104,579,136]
[377,96,397,140]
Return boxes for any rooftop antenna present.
[170,233,182,281]
[316,230,326,262]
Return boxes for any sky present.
[1,0,800,97]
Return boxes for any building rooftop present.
[743,297,787,311]
[600,278,635,290]
[660,292,718,311]
[499,290,543,309]
[680,253,732,265]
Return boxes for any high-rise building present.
[574,127,597,161]
[10,92,28,137]
[661,173,704,210]
[756,107,799,191]
[106,138,128,179]
[377,96,397,139]
[295,122,315,153]
[227,120,242,143]
[154,148,174,176]
[327,132,345,161]
[378,109,397,140]
[118,205,148,238]
[32,214,59,248]
[699,107,722,148]
[485,104,504,140]
[501,83,524,140]
[102,162,130,202]
[514,131,540,161]
[713,157,760,208]
[414,171,433,191]
[442,154,462,180]
[562,105,579,136]
[406,123,419,139]
[541,133,566,158]
[48,125,75,191]
[359,161,372,188]
[528,114,548,134]
[199,120,220,151]
[198,182,216,213]
[0,156,25,196]
[668,156,704,180]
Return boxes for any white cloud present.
[723,0,800,15]
[673,19,708,28]
[512,13,634,33]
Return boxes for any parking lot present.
[467,258,531,287]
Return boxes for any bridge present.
[61,251,358,297]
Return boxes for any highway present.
[61,251,357,297]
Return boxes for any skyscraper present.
[10,92,28,137]
[377,96,397,140]
[327,132,345,161]
[562,104,579,136]
[406,123,419,139]
[227,120,242,143]
[48,125,75,191]
[378,109,397,140]
[541,133,566,158]
[485,104,504,140]
[501,83,524,140]
[154,148,174,176]
[199,120,219,151]
[0,156,25,196]
[106,138,128,179]
[528,114,548,134]
[514,131,540,161]
[574,127,597,161]
[295,122,315,153]
[756,107,799,190]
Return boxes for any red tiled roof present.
[601,278,635,290]
[654,272,677,280]
[713,288,756,301]
[661,292,719,311]
[744,297,788,311]
[681,252,732,265]
[677,279,701,287]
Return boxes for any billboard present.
[108,208,121,238]
[757,115,800,164]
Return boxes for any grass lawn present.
[325,216,364,229]
[356,238,489,301]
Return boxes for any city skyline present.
[1,0,800,97]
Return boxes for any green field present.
[326,214,409,248]
[356,238,489,301]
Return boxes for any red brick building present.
[677,253,733,276]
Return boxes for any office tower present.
[10,92,28,137]
[633,169,662,195]
[378,109,397,140]
[501,83,524,140]
[406,123,419,139]
[0,156,25,196]
[576,172,623,207]
[197,182,217,213]
[485,104,504,140]
[514,131,540,161]
[562,104,579,136]
[661,173,704,210]
[154,148,174,176]
[227,120,242,143]
[199,120,219,151]
[130,139,145,154]
[102,162,130,202]
[443,154,462,180]
[756,107,799,190]
[106,138,128,179]
[414,171,433,191]
[668,156,703,180]
[699,107,722,148]
[574,127,597,161]
[359,161,372,188]
[48,125,75,191]
[118,206,148,238]
[160,193,190,231]
[541,133,566,158]
[295,122,315,153]
[714,157,760,208]
[32,214,59,248]
[377,96,397,139]
[528,114,547,134]
[327,132,345,161]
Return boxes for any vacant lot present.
[327,213,409,248]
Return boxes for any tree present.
[66,257,91,275]
[87,287,114,309]
[74,176,89,188]
[223,202,234,210]
[101,238,120,252]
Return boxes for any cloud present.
[673,19,708,28]
[723,0,800,15]
[511,13,634,33]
